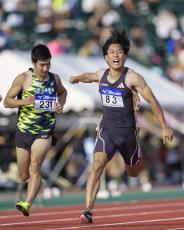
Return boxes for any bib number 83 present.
[105,95,117,104]
[102,94,124,107]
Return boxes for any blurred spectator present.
[129,25,153,65]
[0,22,13,52]
[164,145,182,185]
[47,33,73,56]
[81,0,106,14]
[78,37,101,57]
[0,2,5,23]
[0,0,183,86]
[153,9,178,40]
[110,0,136,13]
[87,2,111,36]
[52,0,77,16]
[166,49,184,86]
[35,3,53,35]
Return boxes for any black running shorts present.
[93,127,142,166]
[15,128,51,151]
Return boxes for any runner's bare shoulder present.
[96,68,106,82]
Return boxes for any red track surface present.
[1,198,184,230]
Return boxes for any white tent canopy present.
[1,50,184,115]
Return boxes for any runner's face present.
[33,59,51,78]
[105,44,125,70]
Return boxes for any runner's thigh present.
[31,136,52,164]
[94,128,116,161]
[116,128,141,166]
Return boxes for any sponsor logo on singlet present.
[100,83,108,87]
[117,83,124,88]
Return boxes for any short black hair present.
[103,30,130,56]
[31,44,51,63]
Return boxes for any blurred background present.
[0,0,184,209]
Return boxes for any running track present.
[1,199,184,230]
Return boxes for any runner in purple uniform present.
[69,30,173,224]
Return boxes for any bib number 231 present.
[35,94,56,111]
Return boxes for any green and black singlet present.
[17,72,57,135]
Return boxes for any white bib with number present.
[35,94,56,111]
[100,88,124,107]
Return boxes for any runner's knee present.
[19,173,29,183]
[29,162,41,175]
[92,160,106,176]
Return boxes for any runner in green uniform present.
[4,44,67,216]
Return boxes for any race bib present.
[35,94,56,111]
[100,88,124,107]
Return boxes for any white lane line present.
[1,201,184,219]
[167,228,184,230]
[0,217,78,227]
[1,208,184,227]
[45,217,184,230]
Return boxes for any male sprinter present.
[69,30,173,224]
[4,44,67,216]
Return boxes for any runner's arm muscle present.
[55,75,67,108]
[69,69,105,84]
[4,74,34,108]
[127,71,173,143]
